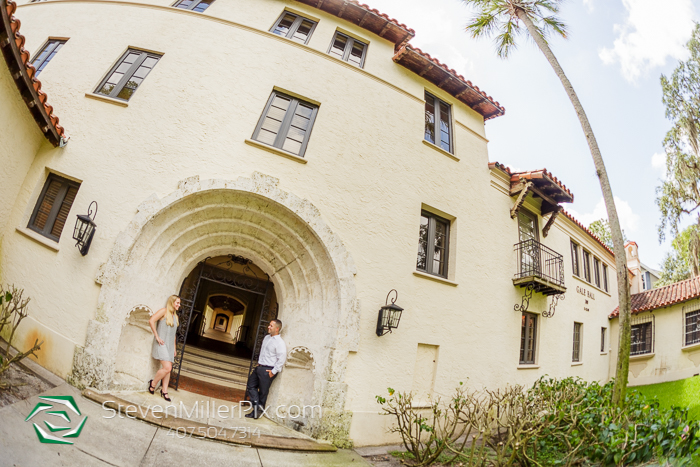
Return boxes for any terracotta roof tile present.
[610,276,700,317]
[1,0,65,147]
[395,45,504,120]
[489,162,613,256]
[296,0,414,48]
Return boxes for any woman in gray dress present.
[148,295,180,402]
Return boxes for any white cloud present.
[651,152,667,180]
[567,197,641,234]
[599,0,695,82]
[583,0,594,13]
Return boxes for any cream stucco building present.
[2,0,623,446]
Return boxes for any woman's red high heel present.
[148,379,156,395]
[160,389,171,402]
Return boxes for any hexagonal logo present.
[25,396,88,444]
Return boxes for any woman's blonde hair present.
[165,295,180,327]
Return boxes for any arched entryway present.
[173,255,278,399]
[71,173,359,445]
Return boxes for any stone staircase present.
[179,345,250,390]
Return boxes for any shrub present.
[0,285,42,389]
[377,377,700,466]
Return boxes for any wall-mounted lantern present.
[376,289,403,337]
[73,201,97,256]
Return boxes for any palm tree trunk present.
[515,8,632,406]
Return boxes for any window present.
[572,322,582,362]
[631,321,653,355]
[172,0,214,12]
[642,271,652,291]
[31,39,66,76]
[601,327,607,352]
[570,241,580,277]
[252,91,318,157]
[520,312,537,364]
[28,174,80,242]
[270,12,317,44]
[328,31,367,67]
[416,210,450,278]
[95,49,161,101]
[685,310,700,346]
[593,257,601,287]
[582,250,591,282]
[602,264,609,292]
[424,91,452,153]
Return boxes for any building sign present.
[576,286,595,312]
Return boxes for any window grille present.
[684,302,700,346]
[630,313,654,356]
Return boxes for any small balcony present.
[513,239,566,296]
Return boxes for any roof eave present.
[1,0,65,147]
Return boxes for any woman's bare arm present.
[149,308,167,345]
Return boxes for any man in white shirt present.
[245,319,286,419]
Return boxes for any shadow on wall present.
[113,305,158,390]
[271,347,316,432]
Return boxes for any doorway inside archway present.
[173,255,278,402]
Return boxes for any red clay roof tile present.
[610,276,700,317]
[394,45,504,120]
[1,0,65,147]
[489,162,614,256]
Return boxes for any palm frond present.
[541,15,568,39]
[495,17,521,58]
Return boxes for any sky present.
[367,0,699,270]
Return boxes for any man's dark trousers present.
[247,365,276,414]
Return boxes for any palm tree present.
[463,0,632,405]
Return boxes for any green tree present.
[463,0,632,405]
[589,218,627,249]
[656,225,700,287]
[657,24,700,279]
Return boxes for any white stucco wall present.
[0,48,45,270]
[610,298,700,387]
[2,0,619,446]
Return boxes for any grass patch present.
[633,375,700,420]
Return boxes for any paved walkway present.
[1,382,370,466]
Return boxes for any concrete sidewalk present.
[0,382,370,466]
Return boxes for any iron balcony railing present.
[514,239,565,289]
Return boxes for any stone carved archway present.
[70,173,359,445]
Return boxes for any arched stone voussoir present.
[79,173,359,437]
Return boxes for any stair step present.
[182,353,249,372]
[181,360,249,380]
[178,368,247,390]
[184,346,250,366]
